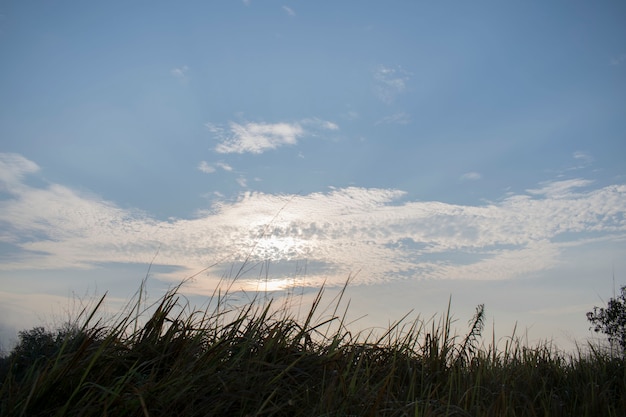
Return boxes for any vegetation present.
[0,278,624,417]
[587,285,626,354]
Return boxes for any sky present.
[1,1,625,352]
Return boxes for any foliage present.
[587,285,626,353]
[0,279,624,417]
[0,324,91,386]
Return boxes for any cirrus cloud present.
[1,153,625,291]
[374,65,411,104]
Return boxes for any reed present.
[0,276,624,416]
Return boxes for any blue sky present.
[1,1,625,351]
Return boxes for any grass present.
[0,275,624,417]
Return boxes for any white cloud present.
[527,178,593,197]
[198,161,233,174]
[1,154,625,291]
[282,6,295,16]
[210,118,338,154]
[216,162,233,172]
[460,172,482,181]
[198,161,216,174]
[216,122,303,154]
[0,153,40,194]
[243,0,251,5]
[374,65,411,104]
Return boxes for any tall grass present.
[0,276,624,417]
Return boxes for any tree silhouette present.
[587,285,626,353]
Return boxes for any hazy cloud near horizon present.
[1,152,624,290]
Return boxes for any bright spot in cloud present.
[1,154,625,292]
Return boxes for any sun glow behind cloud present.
[1,153,624,293]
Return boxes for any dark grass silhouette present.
[1,276,624,417]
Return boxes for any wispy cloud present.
[374,65,411,104]
[302,118,339,131]
[1,154,625,290]
[0,153,40,194]
[217,162,233,172]
[198,161,234,174]
[208,118,338,154]
[282,6,295,16]
[527,178,593,197]
[198,161,216,174]
[460,172,482,181]
[170,65,189,80]
[236,177,248,187]
[375,112,411,125]
[344,110,359,121]
[572,151,594,166]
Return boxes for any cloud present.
[216,122,303,154]
[198,161,234,174]
[302,118,339,131]
[216,162,233,172]
[170,65,189,79]
[282,6,295,16]
[573,151,593,165]
[375,112,411,125]
[1,154,625,292]
[209,118,338,154]
[460,172,482,181]
[236,177,248,187]
[243,0,251,5]
[198,161,216,174]
[344,110,359,121]
[0,153,40,194]
[527,179,593,197]
[573,151,590,161]
[374,65,411,104]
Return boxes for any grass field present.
[1,276,624,416]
